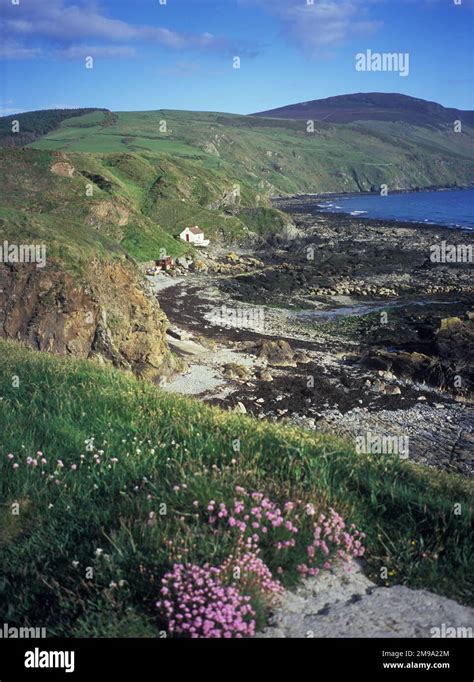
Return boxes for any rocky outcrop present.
[0,259,174,382]
[208,184,241,210]
[88,200,130,228]
[257,561,474,638]
[360,315,474,395]
[50,161,75,178]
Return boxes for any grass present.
[28,109,474,194]
[0,340,472,637]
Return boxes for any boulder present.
[176,257,189,270]
[258,340,296,367]
[223,363,252,380]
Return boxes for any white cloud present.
[0,0,258,61]
[57,45,137,60]
[0,41,44,60]
[240,0,384,55]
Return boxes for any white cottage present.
[179,226,210,247]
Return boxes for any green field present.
[0,341,472,636]
[28,109,474,194]
[2,106,474,274]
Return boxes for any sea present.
[313,188,474,231]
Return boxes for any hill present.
[0,108,108,147]
[0,340,472,636]
[1,103,473,370]
[21,105,474,193]
[252,92,474,128]
[20,103,474,194]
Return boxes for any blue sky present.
[0,0,473,116]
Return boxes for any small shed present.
[179,226,210,247]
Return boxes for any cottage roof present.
[187,226,203,235]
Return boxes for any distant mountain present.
[252,93,474,128]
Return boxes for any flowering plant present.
[156,563,256,638]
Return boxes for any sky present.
[0,0,473,116]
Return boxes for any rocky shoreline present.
[150,206,473,476]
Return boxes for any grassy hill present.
[1,104,473,269]
[0,102,473,386]
[25,107,474,195]
[0,108,108,148]
[252,92,474,127]
[0,340,472,636]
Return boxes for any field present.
[2,106,474,273]
[0,341,472,636]
[27,108,474,194]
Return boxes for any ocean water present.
[314,188,474,230]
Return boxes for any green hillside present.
[1,106,473,271]
[0,108,107,147]
[0,340,472,636]
[0,146,256,271]
[29,108,474,194]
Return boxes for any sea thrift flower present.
[220,551,283,601]
[157,563,255,638]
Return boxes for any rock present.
[257,562,474,639]
[372,380,386,393]
[167,328,190,341]
[89,200,130,227]
[223,363,252,380]
[293,350,311,364]
[439,316,463,331]
[50,161,75,177]
[385,385,401,395]
[176,257,189,270]
[0,260,172,383]
[277,223,304,242]
[191,259,208,273]
[258,369,274,382]
[258,339,296,367]
[234,401,247,414]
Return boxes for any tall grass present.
[0,341,472,636]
